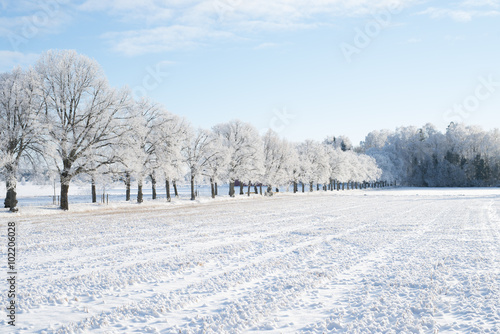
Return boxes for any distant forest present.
[358,122,499,187]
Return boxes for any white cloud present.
[102,25,235,56]
[419,2,500,22]
[0,51,39,72]
[460,0,500,8]
[78,0,180,25]
[83,0,421,55]
[0,0,74,50]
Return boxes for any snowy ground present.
[1,188,499,333]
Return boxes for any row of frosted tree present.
[360,123,500,187]
[0,50,382,211]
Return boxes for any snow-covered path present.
[1,189,499,333]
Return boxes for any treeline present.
[0,50,382,211]
[360,123,500,187]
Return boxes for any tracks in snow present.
[2,192,499,333]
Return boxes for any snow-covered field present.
[1,188,499,333]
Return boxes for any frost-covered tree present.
[183,128,223,200]
[121,98,173,203]
[288,144,301,193]
[360,130,392,152]
[263,130,296,192]
[213,120,264,197]
[36,50,129,210]
[154,113,189,201]
[324,145,343,188]
[202,132,229,198]
[354,153,381,184]
[0,67,45,211]
[324,135,353,151]
[365,148,400,184]
[297,140,329,191]
[360,122,500,187]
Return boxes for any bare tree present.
[0,67,44,212]
[202,132,229,198]
[120,98,162,203]
[154,113,189,201]
[36,50,129,210]
[213,120,264,197]
[296,140,329,192]
[183,128,222,200]
[262,130,296,193]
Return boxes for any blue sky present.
[1,0,499,145]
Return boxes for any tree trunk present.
[317,183,320,191]
[125,172,131,201]
[4,164,18,211]
[293,181,297,193]
[166,179,171,202]
[254,184,258,194]
[210,178,215,199]
[275,187,279,193]
[309,181,313,192]
[342,182,345,191]
[4,179,18,211]
[247,181,251,196]
[137,179,143,203]
[151,175,157,200]
[7,187,17,212]
[302,182,305,192]
[190,173,196,200]
[91,178,97,203]
[229,181,235,197]
[4,180,11,208]
[239,182,244,195]
[259,184,262,195]
[60,183,69,211]
[173,180,179,197]
[60,165,71,210]
[4,180,13,208]
[215,182,218,196]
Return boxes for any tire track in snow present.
[36,197,394,332]
[5,192,498,333]
[145,198,436,333]
[297,198,499,333]
[13,196,378,333]
[251,198,448,333]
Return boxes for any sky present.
[1,0,499,146]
